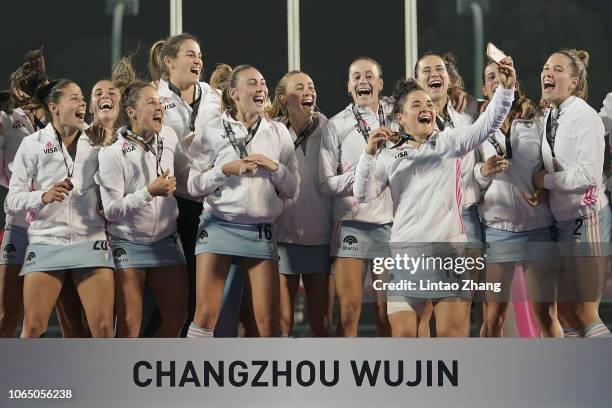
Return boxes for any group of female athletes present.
[0,33,610,339]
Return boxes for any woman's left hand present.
[244,154,279,172]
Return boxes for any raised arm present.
[440,58,516,157]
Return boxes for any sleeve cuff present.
[34,191,46,209]
[270,162,287,182]
[141,187,154,203]
[474,163,492,188]
[214,165,230,182]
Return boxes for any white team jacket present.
[158,79,222,200]
[541,96,608,222]
[474,118,554,232]
[0,108,38,228]
[435,99,481,208]
[319,99,394,224]
[95,125,180,242]
[187,111,299,224]
[275,112,333,245]
[354,87,514,243]
[6,123,106,244]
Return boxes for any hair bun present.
[576,50,590,67]
[392,78,420,101]
[34,80,59,105]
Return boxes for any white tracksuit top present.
[95,125,180,242]
[541,96,608,222]
[319,99,394,224]
[354,87,514,243]
[158,79,222,200]
[0,108,39,228]
[435,98,481,208]
[275,112,333,246]
[6,123,106,245]
[474,118,554,232]
[187,111,299,224]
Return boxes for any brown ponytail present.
[112,56,137,94]
[209,63,232,91]
[148,40,165,81]
[10,48,48,108]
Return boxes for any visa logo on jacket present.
[42,141,58,154]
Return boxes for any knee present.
[21,316,48,338]
[89,317,115,338]
[391,323,416,338]
[338,299,361,324]
[437,319,469,338]
[485,312,507,333]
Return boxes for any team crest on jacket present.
[12,120,25,129]
[42,141,58,154]
[122,140,136,153]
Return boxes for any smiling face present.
[229,68,268,117]
[347,59,383,107]
[126,86,164,135]
[415,55,450,102]
[48,82,86,130]
[165,39,203,87]
[541,53,578,106]
[395,89,436,138]
[283,72,316,118]
[91,80,120,126]
[482,62,500,100]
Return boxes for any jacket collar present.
[221,110,270,133]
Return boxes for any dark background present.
[1,0,611,116]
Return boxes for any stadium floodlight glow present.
[457,0,489,96]
[106,0,139,70]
